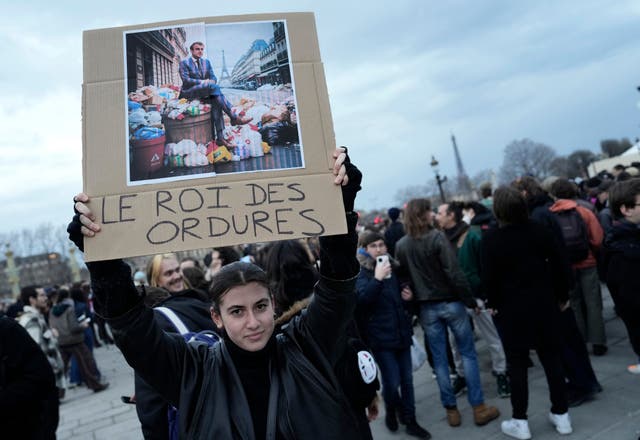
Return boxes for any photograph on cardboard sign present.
[124,20,303,185]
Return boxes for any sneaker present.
[501,418,531,439]
[496,373,511,398]
[548,412,573,435]
[445,407,461,427]
[628,363,640,374]
[472,403,500,426]
[452,376,467,396]
[405,419,432,439]
[593,344,608,356]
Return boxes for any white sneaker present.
[501,418,531,439]
[627,363,640,374]
[549,412,572,435]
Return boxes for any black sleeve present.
[0,319,56,413]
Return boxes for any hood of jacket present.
[549,199,578,212]
[51,301,72,317]
[356,248,399,271]
[275,297,312,327]
[605,220,640,258]
[444,222,469,247]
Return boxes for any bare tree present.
[600,138,633,158]
[499,139,557,184]
[395,180,447,206]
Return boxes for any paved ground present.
[59,287,640,439]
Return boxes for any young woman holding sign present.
[68,148,366,439]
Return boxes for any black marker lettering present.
[146,221,179,245]
[119,194,137,222]
[156,191,175,216]
[206,186,230,209]
[245,183,267,206]
[182,218,202,240]
[232,215,249,235]
[252,211,272,236]
[267,183,284,203]
[299,209,325,236]
[274,208,294,235]
[207,216,230,237]
[287,183,305,201]
[101,197,117,224]
[179,189,204,213]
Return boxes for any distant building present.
[258,22,291,86]
[0,252,72,295]
[231,39,268,88]
[125,27,188,92]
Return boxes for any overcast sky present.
[1,0,639,235]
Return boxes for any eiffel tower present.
[218,50,231,86]
[451,132,473,197]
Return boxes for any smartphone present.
[376,255,391,279]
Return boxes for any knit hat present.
[359,231,384,248]
[388,207,400,221]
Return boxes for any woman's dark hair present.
[209,262,270,313]
[609,179,640,219]
[57,288,70,302]
[263,240,318,316]
[404,198,433,237]
[215,246,241,266]
[181,266,209,292]
[511,176,546,202]
[550,178,578,199]
[492,186,529,225]
[463,201,489,216]
[70,287,85,304]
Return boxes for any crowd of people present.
[2,152,639,439]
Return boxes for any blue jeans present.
[419,300,484,407]
[373,347,415,420]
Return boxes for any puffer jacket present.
[395,229,475,307]
[355,252,412,351]
[48,299,85,346]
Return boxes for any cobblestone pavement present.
[59,287,640,439]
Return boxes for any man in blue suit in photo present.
[179,41,250,147]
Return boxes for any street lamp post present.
[430,155,447,203]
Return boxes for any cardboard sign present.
[82,13,345,261]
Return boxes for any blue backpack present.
[155,307,220,440]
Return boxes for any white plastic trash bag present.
[410,336,427,372]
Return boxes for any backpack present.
[334,336,380,411]
[554,208,590,263]
[154,307,220,440]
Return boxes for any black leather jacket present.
[87,214,361,439]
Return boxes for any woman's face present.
[211,282,275,352]
[158,258,184,293]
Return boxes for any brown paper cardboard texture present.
[82,13,347,260]
[83,173,346,261]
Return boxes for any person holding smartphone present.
[356,232,430,439]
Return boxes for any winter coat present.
[384,221,405,257]
[481,221,571,351]
[275,296,377,440]
[395,229,475,307]
[48,299,85,346]
[0,317,59,439]
[603,221,640,310]
[18,306,65,390]
[355,252,412,351]
[446,225,485,300]
[89,259,360,440]
[135,289,219,440]
[549,199,604,269]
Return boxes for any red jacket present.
[549,199,603,269]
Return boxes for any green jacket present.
[456,226,485,300]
